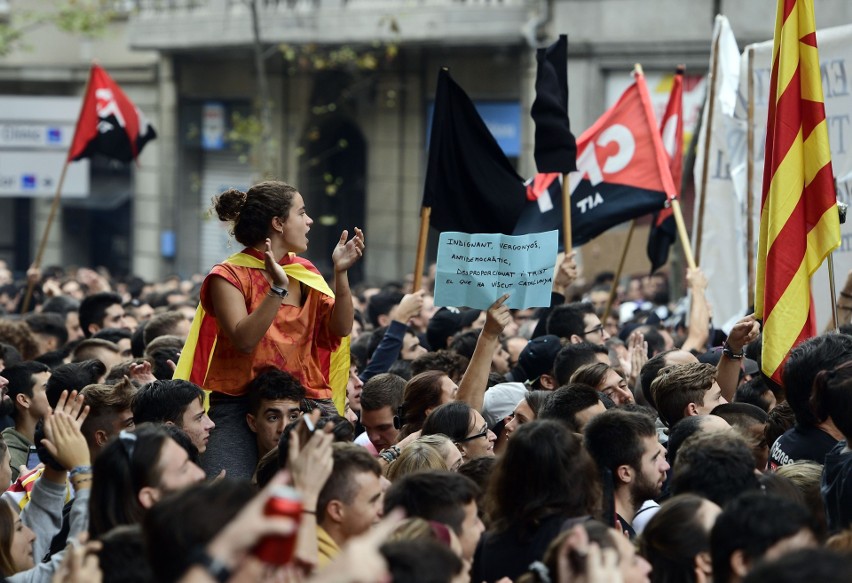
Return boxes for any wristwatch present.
[269,284,289,298]
[188,548,231,583]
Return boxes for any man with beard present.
[584,408,669,539]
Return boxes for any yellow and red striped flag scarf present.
[755,0,841,383]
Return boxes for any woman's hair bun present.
[212,188,248,222]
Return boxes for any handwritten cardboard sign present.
[434,230,558,310]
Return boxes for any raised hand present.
[263,238,290,289]
[390,290,425,324]
[41,411,91,471]
[483,294,512,337]
[726,314,760,352]
[129,362,156,384]
[553,251,579,293]
[331,228,365,273]
[287,411,334,502]
[54,390,90,428]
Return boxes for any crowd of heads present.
[1,254,852,582]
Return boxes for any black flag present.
[422,69,526,234]
[531,35,577,174]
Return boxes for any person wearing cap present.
[427,307,482,352]
[504,335,563,389]
[481,382,527,453]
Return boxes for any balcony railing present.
[128,0,537,50]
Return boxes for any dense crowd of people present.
[0,180,851,582]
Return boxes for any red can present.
[253,485,303,565]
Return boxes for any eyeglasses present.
[458,426,489,442]
[582,324,604,336]
[118,430,137,461]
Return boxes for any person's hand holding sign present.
[483,294,512,339]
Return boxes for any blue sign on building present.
[47,128,62,144]
[21,174,36,190]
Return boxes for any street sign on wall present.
[0,96,90,197]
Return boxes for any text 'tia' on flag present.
[514,70,675,249]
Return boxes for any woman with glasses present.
[176,181,364,479]
[422,401,496,461]
[89,424,205,538]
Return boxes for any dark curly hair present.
[212,181,298,247]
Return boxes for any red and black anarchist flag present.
[515,71,675,249]
[68,64,156,163]
[647,66,684,273]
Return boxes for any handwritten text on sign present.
[434,231,558,310]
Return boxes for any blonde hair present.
[415,434,456,461]
[827,530,852,555]
[386,440,448,482]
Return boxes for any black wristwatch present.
[722,342,744,360]
[269,284,289,298]
[188,548,232,583]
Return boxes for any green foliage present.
[53,0,117,37]
[278,41,398,75]
[0,0,117,56]
[228,106,279,179]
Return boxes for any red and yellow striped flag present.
[755,0,841,383]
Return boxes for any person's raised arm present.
[329,228,365,338]
[717,314,760,402]
[209,238,291,353]
[360,291,425,381]
[680,267,710,354]
[287,412,334,569]
[457,295,511,412]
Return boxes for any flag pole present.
[828,251,840,332]
[602,219,636,326]
[20,64,95,314]
[746,46,756,307]
[561,177,572,255]
[670,199,697,270]
[412,207,431,292]
[635,61,696,271]
[694,31,721,266]
[20,163,70,314]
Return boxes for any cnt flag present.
[646,66,684,274]
[68,64,156,163]
[422,69,526,234]
[531,35,577,174]
[515,70,675,248]
[755,0,841,383]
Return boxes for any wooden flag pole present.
[746,46,756,307]
[21,65,94,314]
[20,162,70,314]
[828,251,840,332]
[670,199,697,270]
[561,176,572,254]
[602,219,636,326]
[694,31,721,266]
[412,207,431,292]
